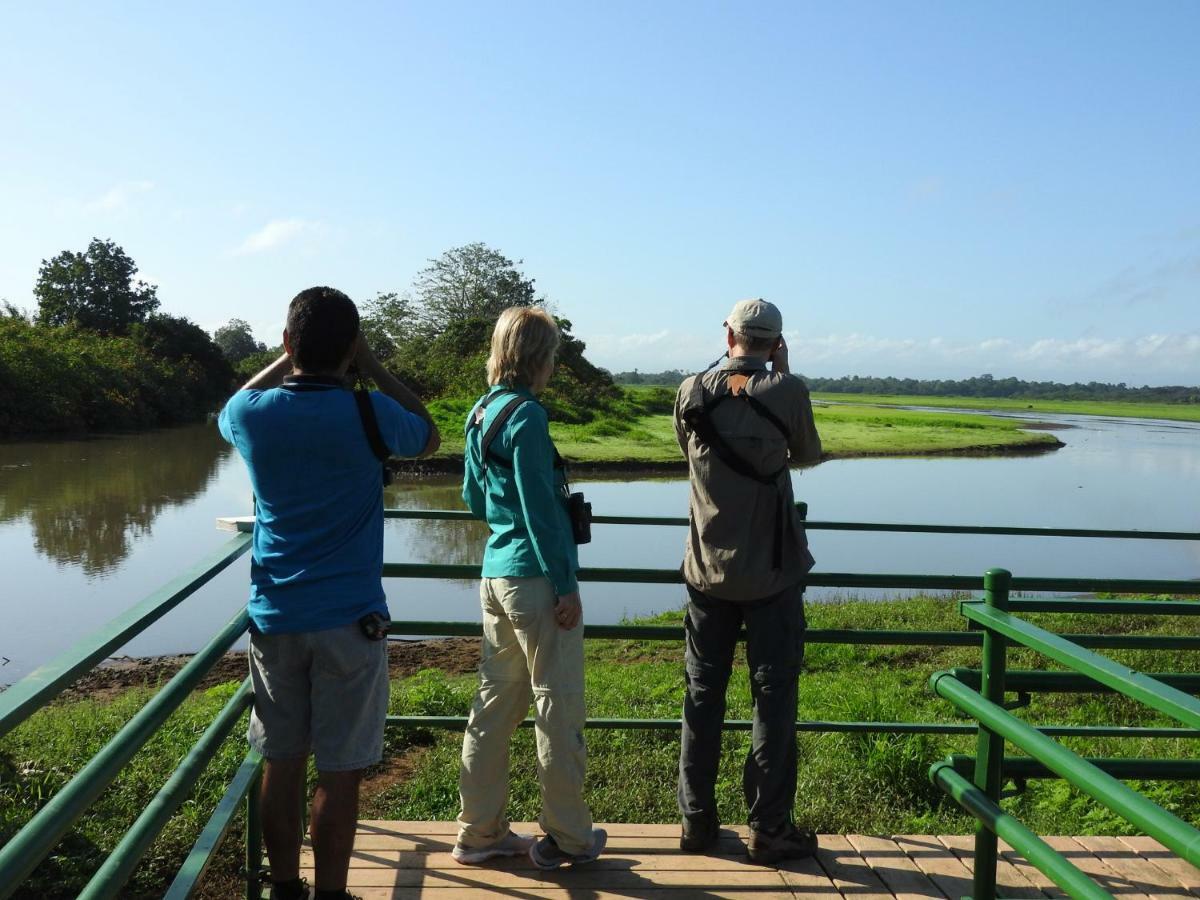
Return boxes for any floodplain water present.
[1,410,1197,683]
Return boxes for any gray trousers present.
[677,582,806,832]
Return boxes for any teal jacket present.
[462,386,580,595]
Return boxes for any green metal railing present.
[1,507,1198,898]
[928,569,1200,900]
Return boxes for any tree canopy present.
[34,238,160,334]
[213,318,267,363]
[411,242,540,336]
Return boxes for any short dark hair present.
[286,287,359,372]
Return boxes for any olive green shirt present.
[674,356,822,601]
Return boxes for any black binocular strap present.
[354,388,390,463]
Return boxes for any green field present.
[812,393,1200,423]
[426,387,1061,466]
[6,596,1199,898]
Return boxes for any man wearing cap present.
[672,298,822,864]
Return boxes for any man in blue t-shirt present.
[219,286,439,900]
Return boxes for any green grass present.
[427,386,1059,465]
[371,596,1200,836]
[0,682,251,900]
[812,393,1200,423]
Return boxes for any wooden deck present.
[297,821,1200,899]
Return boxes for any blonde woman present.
[452,306,606,870]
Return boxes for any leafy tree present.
[131,313,235,409]
[34,238,160,334]
[212,318,266,363]
[359,291,418,358]
[413,243,539,336]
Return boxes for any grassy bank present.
[813,393,1200,423]
[425,386,1061,467]
[4,596,1199,897]
[372,597,1200,835]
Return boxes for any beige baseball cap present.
[724,298,782,339]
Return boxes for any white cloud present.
[83,180,155,213]
[234,218,321,255]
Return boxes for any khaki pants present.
[457,576,593,854]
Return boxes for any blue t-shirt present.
[218,380,430,634]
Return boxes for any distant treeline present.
[613,370,1200,404]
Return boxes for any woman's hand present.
[555,591,583,630]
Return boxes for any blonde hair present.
[486,306,561,387]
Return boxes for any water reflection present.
[386,478,488,570]
[0,425,231,575]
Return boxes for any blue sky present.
[2,1,1198,384]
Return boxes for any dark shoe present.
[680,816,720,852]
[529,828,608,870]
[747,824,818,865]
[268,877,312,900]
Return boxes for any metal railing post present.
[972,568,1010,900]
[245,768,263,900]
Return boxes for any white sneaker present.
[452,830,535,865]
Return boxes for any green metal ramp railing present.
[1,506,1198,898]
[929,569,1200,899]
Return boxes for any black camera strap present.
[351,374,392,486]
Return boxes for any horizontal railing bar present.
[948,754,1200,781]
[381,507,1200,541]
[1008,598,1200,614]
[385,715,1200,739]
[949,668,1200,695]
[0,533,252,741]
[930,762,1114,900]
[382,562,1200,594]
[388,621,1200,651]
[78,680,255,900]
[931,672,1200,866]
[962,604,1200,730]
[0,608,251,899]
[949,667,1200,695]
[163,750,264,900]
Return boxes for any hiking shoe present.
[268,877,312,900]
[747,824,818,865]
[680,815,720,852]
[452,830,535,865]
[529,828,608,870]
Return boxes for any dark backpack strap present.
[681,382,790,569]
[479,395,530,465]
[354,388,390,462]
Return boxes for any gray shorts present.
[247,622,389,772]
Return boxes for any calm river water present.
[1,411,1197,683]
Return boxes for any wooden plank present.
[348,834,749,853]
[893,835,974,900]
[1041,836,1150,898]
[1118,836,1200,895]
[844,835,947,900]
[811,834,894,900]
[938,834,1052,899]
[302,849,773,872]
[775,852,844,899]
[356,820,749,837]
[343,892,802,900]
[308,867,796,890]
[1075,837,1194,900]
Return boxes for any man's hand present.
[555,591,583,630]
[353,334,375,370]
[770,336,790,375]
